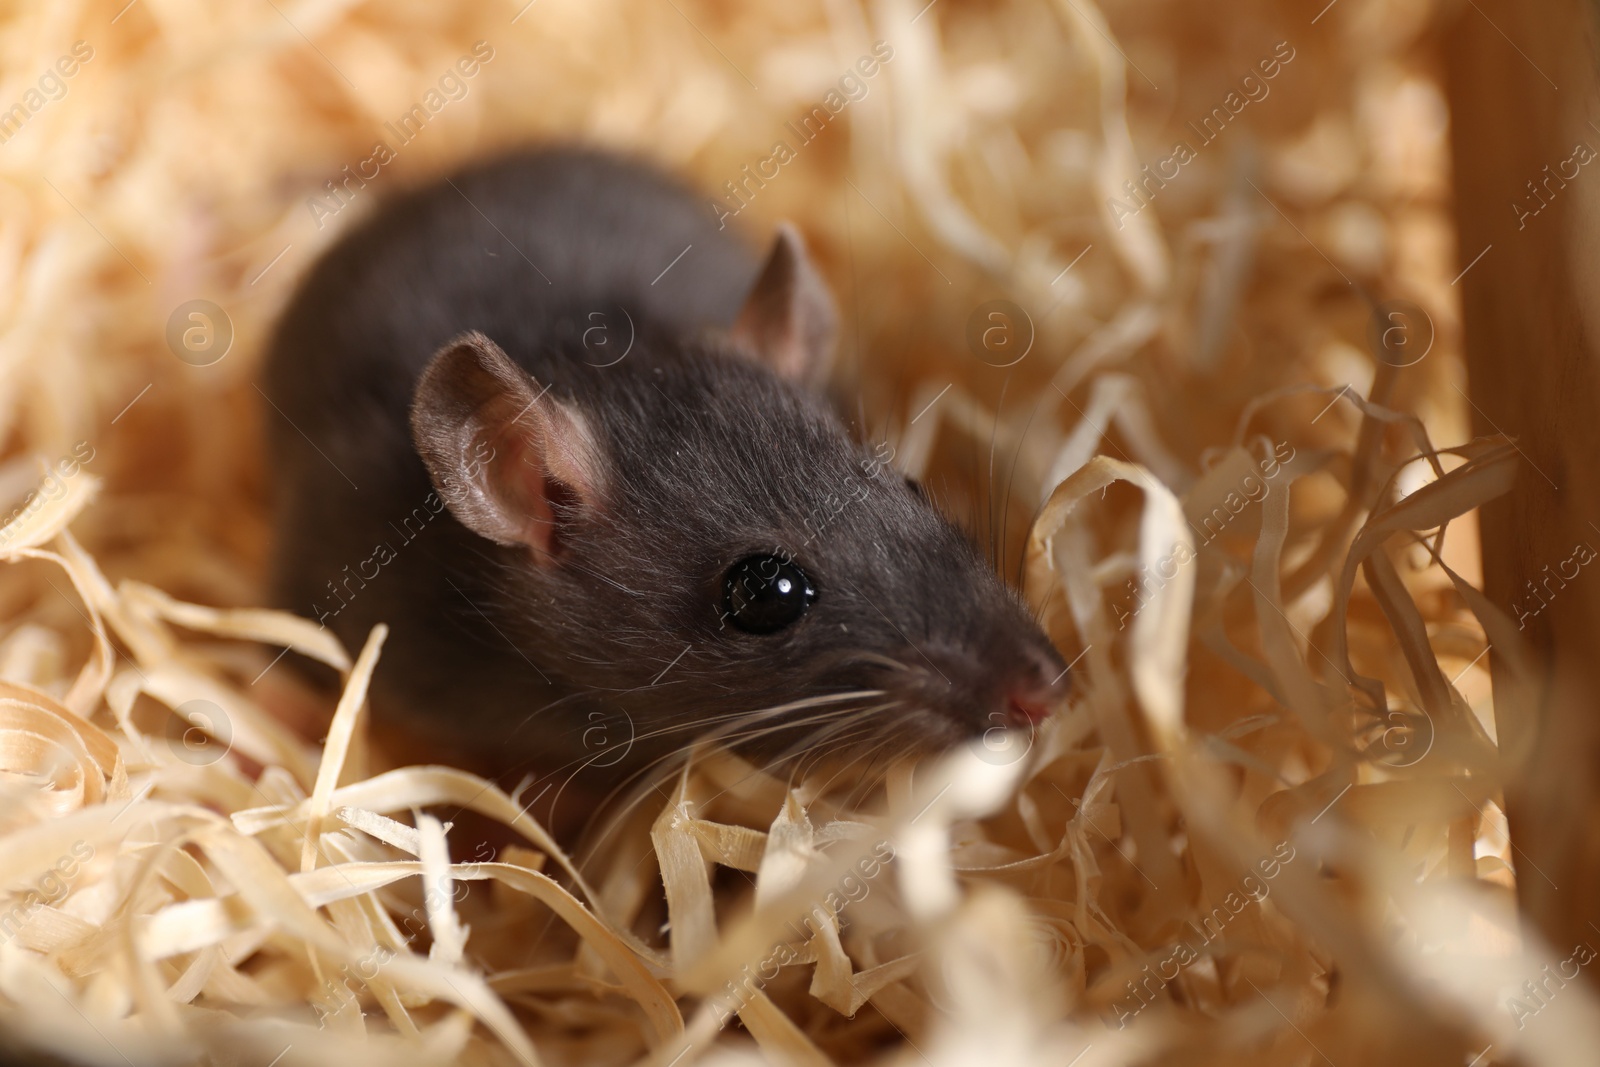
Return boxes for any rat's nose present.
[1006,690,1054,726]
[1002,649,1071,728]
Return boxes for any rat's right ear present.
[729,223,838,390]
[410,332,605,559]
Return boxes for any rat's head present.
[410,226,1068,774]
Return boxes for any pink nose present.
[1006,690,1054,727]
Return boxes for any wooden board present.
[1444,0,1600,961]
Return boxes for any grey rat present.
[262,147,1068,785]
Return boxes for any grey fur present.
[262,146,1067,782]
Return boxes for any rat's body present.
[263,148,1066,785]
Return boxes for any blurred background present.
[0,0,1467,600]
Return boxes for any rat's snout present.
[1006,685,1056,727]
[875,636,1071,738]
[1001,644,1071,729]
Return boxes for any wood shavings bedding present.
[0,0,1583,1064]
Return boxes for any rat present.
[261,147,1069,789]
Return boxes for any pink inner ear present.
[483,424,561,555]
[478,402,601,559]
[414,332,608,553]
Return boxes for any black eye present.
[722,555,817,634]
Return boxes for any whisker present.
[1004,392,1049,589]
[524,687,890,790]
[991,372,1009,574]
[842,651,915,674]
[839,738,901,809]
[505,688,590,738]
[552,704,865,838]
[571,701,891,864]
[797,727,883,793]
[622,691,891,769]
[694,705,899,810]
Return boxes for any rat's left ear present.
[729,223,837,389]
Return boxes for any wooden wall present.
[1444,0,1600,962]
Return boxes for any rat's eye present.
[722,555,817,634]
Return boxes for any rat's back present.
[264,148,756,467]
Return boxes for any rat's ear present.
[729,223,837,388]
[410,331,604,558]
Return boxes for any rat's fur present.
[263,148,1066,785]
